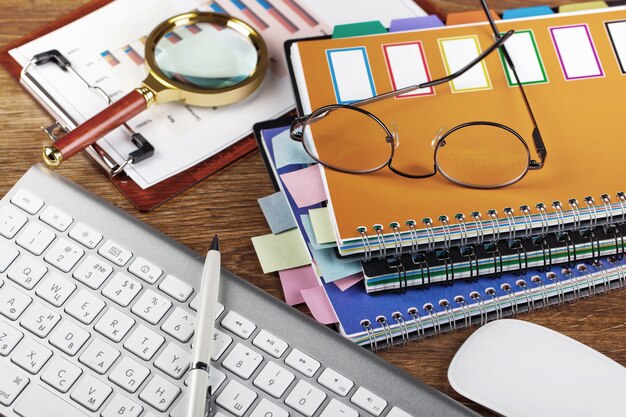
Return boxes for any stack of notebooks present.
[253,4,626,350]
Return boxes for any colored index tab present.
[502,6,554,20]
[251,229,311,273]
[326,47,376,104]
[559,1,608,12]
[382,41,434,97]
[606,20,626,74]
[439,35,492,92]
[332,21,386,39]
[389,15,444,32]
[550,24,604,80]
[499,30,548,85]
[446,9,500,25]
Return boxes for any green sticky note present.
[332,21,387,39]
[559,1,607,12]
[252,229,311,274]
[309,207,336,244]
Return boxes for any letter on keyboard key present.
[285,380,326,417]
[210,328,232,361]
[109,356,151,393]
[221,311,256,339]
[216,380,257,417]
[15,222,55,255]
[0,205,27,238]
[11,337,52,374]
[154,342,190,379]
[98,240,133,266]
[49,319,91,356]
[253,361,294,398]
[252,329,288,358]
[388,406,414,417]
[0,239,19,272]
[351,386,388,416]
[73,255,113,289]
[161,307,195,343]
[320,399,359,417]
[158,274,193,302]
[285,349,321,377]
[20,302,61,337]
[123,324,164,361]
[0,361,29,406]
[250,398,290,417]
[41,356,83,393]
[36,272,76,307]
[131,289,171,325]
[0,320,23,356]
[102,393,143,417]
[0,284,32,320]
[318,367,354,397]
[71,374,113,411]
[15,384,88,417]
[95,307,135,343]
[11,190,44,214]
[79,338,120,374]
[65,289,105,324]
[69,222,102,249]
[7,254,48,290]
[102,272,142,307]
[139,375,181,412]
[39,205,73,232]
[44,238,84,272]
[128,257,162,284]
[222,343,263,379]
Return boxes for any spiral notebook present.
[287,5,626,261]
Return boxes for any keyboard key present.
[0,320,23,356]
[70,374,112,411]
[139,375,181,412]
[158,274,193,302]
[15,383,88,417]
[154,342,190,379]
[44,238,84,272]
[285,349,320,377]
[20,302,61,337]
[0,239,19,272]
[15,222,55,255]
[190,293,224,318]
[102,272,142,307]
[11,337,52,374]
[49,319,90,355]
[210,328,232,361]
[320,399,359,417]
[216,380,257,417]
[221,311,256,339]
[253,361,295,398]
[109,355,150,393]
[250,398,289,417]
[0,284,32,320]
[285,380,326,417]
[222,343,263,379]
[388,406,414,417]
[7,254,48,290]
[0,205,27,238]
[0,361,29,406]
[65,289,105,324]
[36,272,76,307]
[79,338,120,374]
[123,324,164,361]
[69,222,102,249]
[253,329,288,358]
[161,307,195,342]
[102,393,143,417]
[73,255,113,289]
[318,367,354,397]
[95,307,135,343]
[351,386,388,416]
[128,257,162,284]
[11,190,43,214]
[98,240,132,267]
[41,356,82,393]
[39,205,73,232]
[131,289,172,325]
[184,366,226,390]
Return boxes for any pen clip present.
[204,385,213,417]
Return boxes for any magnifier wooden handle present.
[42,88,154,168]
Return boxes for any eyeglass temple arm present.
[478,0,547,169]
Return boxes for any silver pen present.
[186,235,221,417]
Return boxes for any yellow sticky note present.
[559,1,607,12]
[252,229,311,274]
[309,207,336,244]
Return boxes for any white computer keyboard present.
[0,165,476,417]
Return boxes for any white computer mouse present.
[448,319,626,417]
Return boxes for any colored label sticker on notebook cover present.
[550,24,604,80]
[382,41,434,97]
[438,35,492,92]
[498,30,548,85]
[326,47,377,103]
[605,20,626,73]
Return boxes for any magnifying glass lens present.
[154,23,259,90]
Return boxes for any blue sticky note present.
[272,129,315,169]
[389,15,444,32]
[258,191,297,234]
[308,243,362,283]
[301,214,336,250]
[502,6,554,19]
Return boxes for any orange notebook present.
[288,6,626,256]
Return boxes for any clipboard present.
[0,0,443,212]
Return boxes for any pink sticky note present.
[301,286,338,325]
[333,273,364,291]
[278,265,320,306]
[280,164,326,208]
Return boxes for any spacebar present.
[14,384,87,417]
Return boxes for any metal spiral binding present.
[585,196,598,230]
[511,239,528,275]
[601,194,613,226]
[531,275,549,308]
[582,227,601,264]
[438,250,455,286]
[471,212,485,245]
[559,231,576,267]
[406,220,419,255]
[423,303,441,335]
[376,316,393,349]
[576,264,596,296]
[534,236,552,273]
[516,279,535,312]
[422,218,436,252]
[388,257,408,293]
[455,214,468,247]
[562,267,580,300]
[608,256,626,288]
[520,205,533,238]
[389,222,403,258]
[439,216,452,250]
[500,283,518,316]
[411,253,431,288]
[536,203,549,236]
[592,260,610,293]
[504,207,516,240]
[485,287,502,320]
[357,227,372,262]
[569,199,582,231]
[461,246,479,281]
[391,312,409,345]
[487,209,500,242]
[546,271,564,304]
[438,299,455,331]
[552,201,566,234]
[485,242,503,278]
[618,192,626,224]
[407,307,425,341]
[470,291,488,325]
[454,295,471,328]
[360,319,377,352]
[373,225,387,260]
[607,224,625,261]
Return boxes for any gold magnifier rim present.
[142,11,268,107]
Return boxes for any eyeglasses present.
[290,0,547,189]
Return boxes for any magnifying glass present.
[42,11,267,168]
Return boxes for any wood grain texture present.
[0,1,623,416]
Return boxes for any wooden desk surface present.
[1,1,624,416]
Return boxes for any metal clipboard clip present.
[21,50,154,176]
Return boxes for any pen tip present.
[210,235,220,252]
